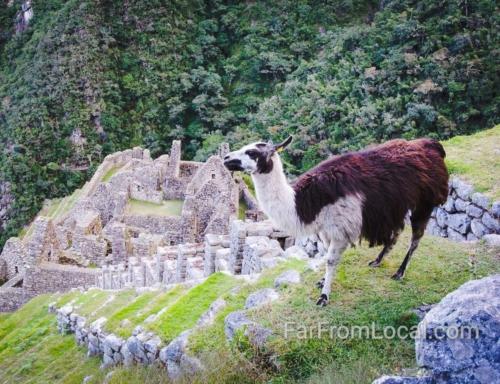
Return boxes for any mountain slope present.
[0,0,498,249]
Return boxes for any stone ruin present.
[1,141,268,311]
[2,139,498,312]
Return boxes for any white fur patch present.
[251,154,364,245]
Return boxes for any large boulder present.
[416,274,500,383]
[372,275,500,384]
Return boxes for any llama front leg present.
[316,241,347,306]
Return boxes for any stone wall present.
[229,220,293,274]
[0,287,33,312]
[23,263,99,295]
[53,298,224,379]
[427,177,500,241]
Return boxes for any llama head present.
[223,136,292,174]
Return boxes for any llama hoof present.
[391,272,404,280]
[368,260,381,267]
[316,278,325,289]
[316,294,328,306]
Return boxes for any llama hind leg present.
[368,230,400,267]
[392,208,431,280]
[316,241,347,306]
[316,232,330,289]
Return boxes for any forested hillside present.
[0,0,498,248]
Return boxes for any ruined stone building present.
[0,141,250,310]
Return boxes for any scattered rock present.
[224,311,253,341]
[197,298,226,327]
[284,245,309,260]
[483,234,500,247]
[245,323,272,348]
[372,376,432,384]
[82,376,93,384]
[274,270,301,288]
[245,288,279,309]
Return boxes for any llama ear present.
[274,136,292,153]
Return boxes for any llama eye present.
[246,150,259,159]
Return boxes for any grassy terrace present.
[0,233,498,383]
[146,273,239,341]
[126,199,184,217]
[443,124,499,200]
[101,166,123,183]
[19,187,83,239]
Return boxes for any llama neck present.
[251,156,300,235]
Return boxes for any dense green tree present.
[0,0,498,248]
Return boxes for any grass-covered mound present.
[1,232,498,384]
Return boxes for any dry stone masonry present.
[0,142,241,310]
[2,141,499,312]
[53,294,227,380]
[427,177,500,242]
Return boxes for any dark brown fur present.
[293,139,449,247]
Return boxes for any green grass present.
[126,199,184,217]
[105,286,188,337]
[1,232,498,384]
[102,166,123,183]
[147,273,239,341]
[189,258,307,354]
[0,294,107,384]
[443,125,500,200]
[188,231,499,383]
[239,198,249,220]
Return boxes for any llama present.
[223,136,448,306]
